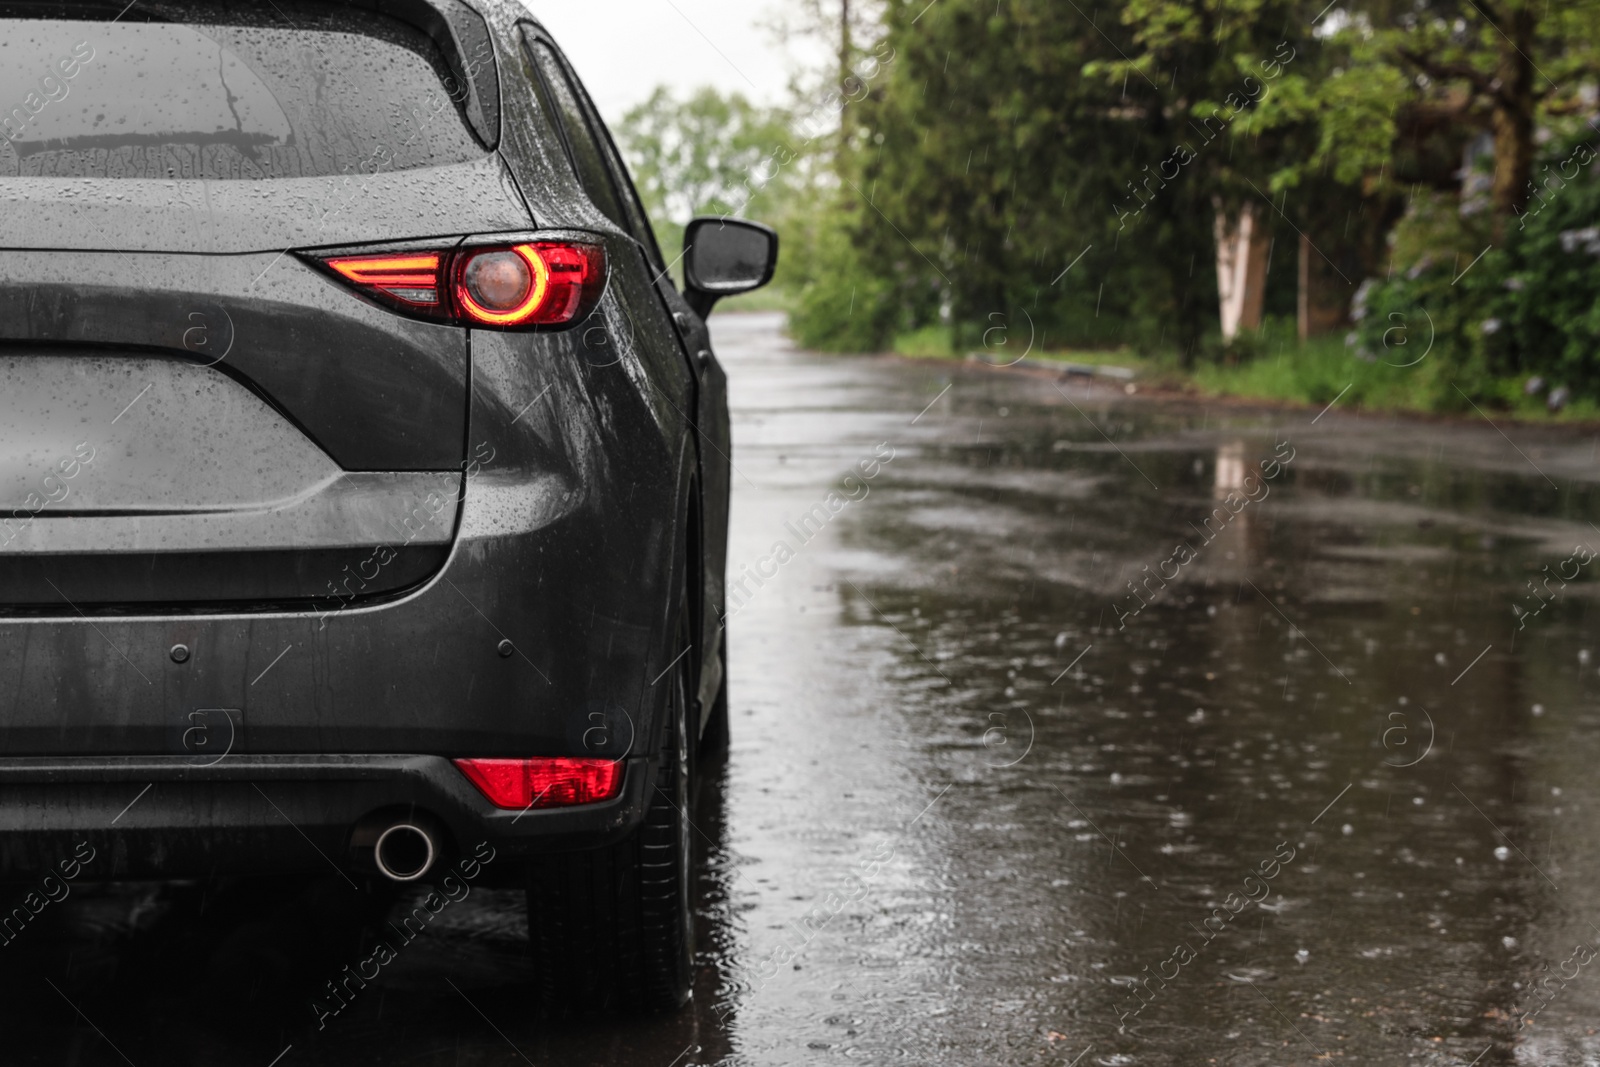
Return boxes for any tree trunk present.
[838,0,853,170]
[1490,2,1537,231]
[1214,200,1271,342]
[1298,233,1348,340]
[1161,188,1212,368]
[840,0,852,97]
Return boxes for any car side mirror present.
[682,216,778,318]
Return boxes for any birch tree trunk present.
[1214,200,1270,343]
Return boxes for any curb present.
[965,353,1137,380]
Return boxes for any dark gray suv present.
[0,0,775,1012]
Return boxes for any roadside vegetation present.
[615,0,1600,421]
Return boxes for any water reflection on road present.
[7,311,1600,1065]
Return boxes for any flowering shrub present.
[1350,133,1600,406]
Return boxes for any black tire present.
[699,634,730,765]
[525,627,695,1015]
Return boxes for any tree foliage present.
[610,0,1600,406]
[1354,133,1600,403]
[815,0,1340,359]
[614,86,804,260]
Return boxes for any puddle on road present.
[807,341,1600,1065]
[2,314,1597,1065]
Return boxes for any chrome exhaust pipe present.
[372,821,437,882]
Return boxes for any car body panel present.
[0,0,731,880]
[509,20,730,724]
[0,249,474,471]
[0,155,530,254]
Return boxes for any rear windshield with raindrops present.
[0,2,486,180]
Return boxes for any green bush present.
[1347,254,1501,411]
[1351,134,1600,406]
[1497,139,1600,397]
[1189,332,1454,411]
[786,206,903,353]
[892,324,957,358]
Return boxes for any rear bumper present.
[0,753,655,882]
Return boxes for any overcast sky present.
[523,1,826,123]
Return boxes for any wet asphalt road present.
[6,310,1600,1065]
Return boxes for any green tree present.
[613,87,804,262]
[1246,0,1600,234]
[1352,133,1600,407]
[760,0,887,151]
[1366,0,1600,224]
[840,0,1291,360]
[1094,0,1358,350]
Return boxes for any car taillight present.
[454,244,602,326]
[313,240,606,329]
[454,757,624,810]
[325,252,443,307]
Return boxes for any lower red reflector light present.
[454,757,624,810]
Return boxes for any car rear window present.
[0,3,486,180]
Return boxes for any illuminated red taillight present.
[454,243,603,327]
[312,240,606,329]
[454,757,624,810]
[324,252,443,307]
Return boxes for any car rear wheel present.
[525,620,695,1015]
[700,636,730,765]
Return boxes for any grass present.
[711,287,795,315]
[878,320,1600,424]
[1030,347,1152,369]
[1188,335,1421,408]
[892,324,958,358]
[887,323,1141,367]
[1185,335,1600,423]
